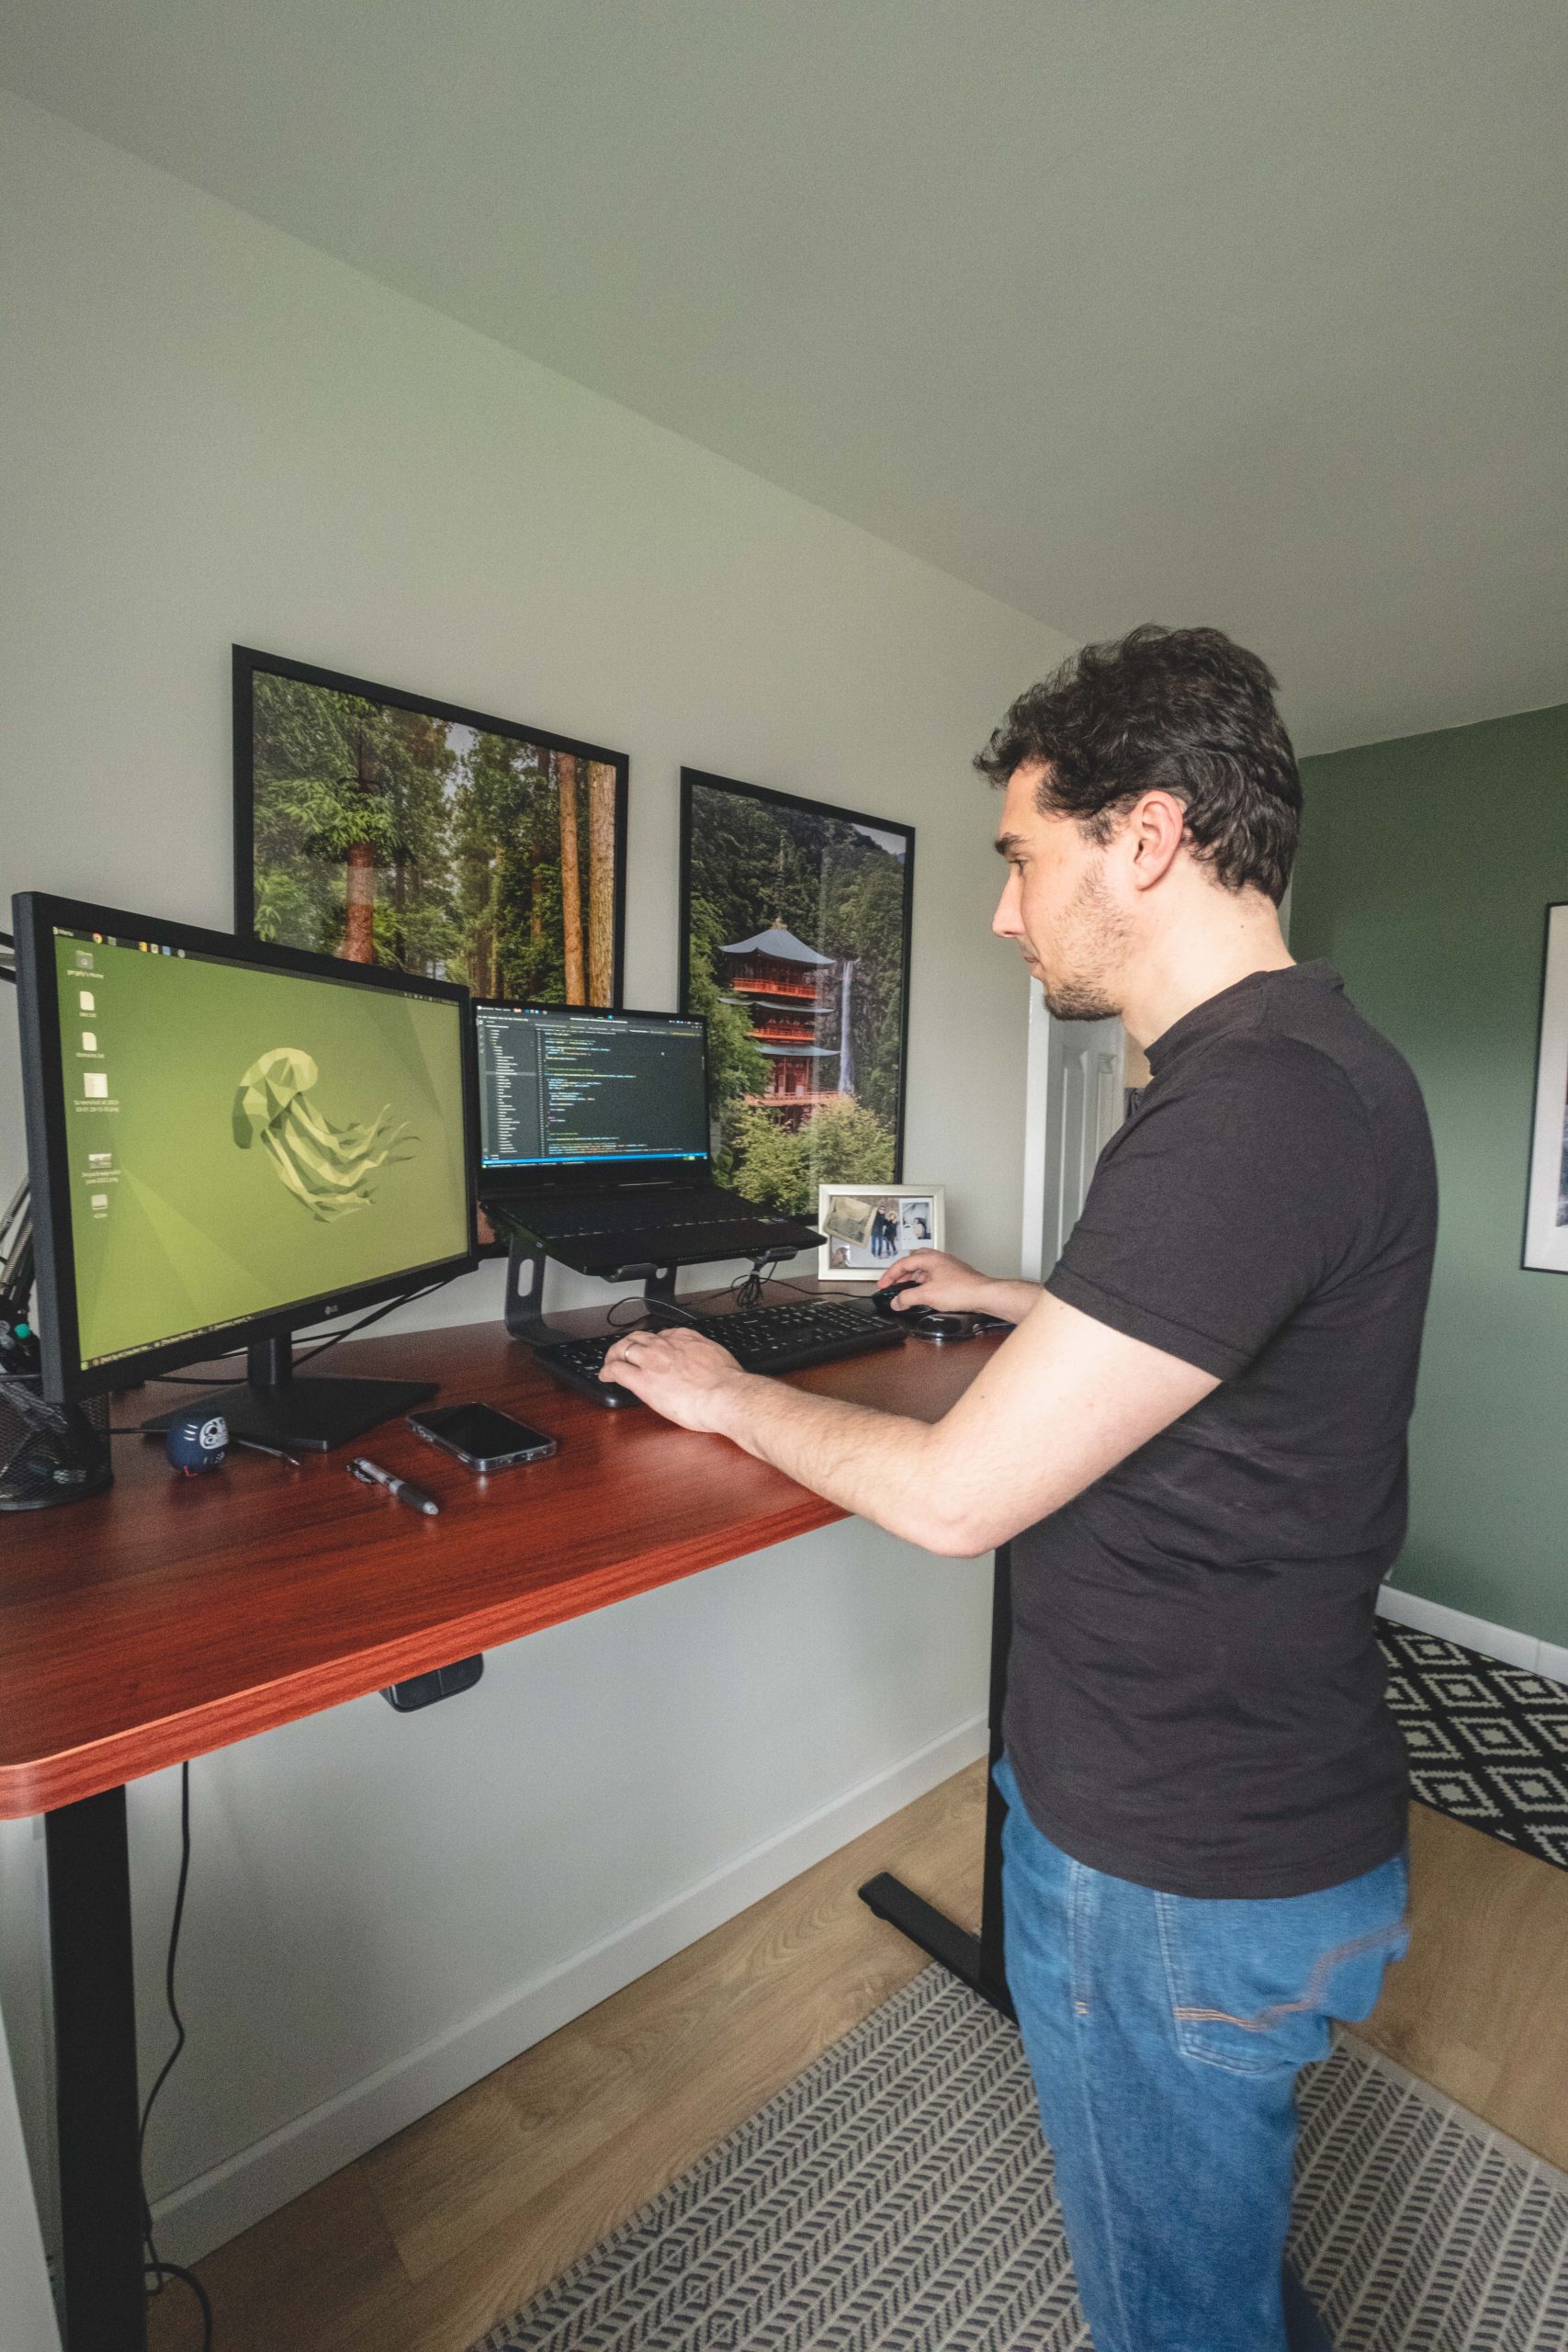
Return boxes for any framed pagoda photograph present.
[234,648,628,1007]
[678,768,916,1220]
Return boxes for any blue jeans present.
[995,1755,1409,2352]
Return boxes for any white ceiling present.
[2,0,1564,752]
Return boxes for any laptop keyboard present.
[535,1297,904,1405]
[503,1192,804,1243]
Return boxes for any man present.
[602,626,1437,2352]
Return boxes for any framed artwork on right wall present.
[678,767,915,1223]
[1521,901,1568,1271]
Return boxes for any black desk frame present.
[45,1785,146,2351]
[859,1544,1016,2018]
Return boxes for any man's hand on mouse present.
[599,1323,751,1430]
[875,1249,990,1312]
[876,1250,1046,1330]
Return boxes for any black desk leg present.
[859,1545,1015,2019]
[44,1785,148,2352]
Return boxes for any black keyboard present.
[534,1298,905,1407]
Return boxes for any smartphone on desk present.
[407,1402,558,1471]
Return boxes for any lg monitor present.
[14,893,477,1449]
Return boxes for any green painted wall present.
[1291,703,1568,1645]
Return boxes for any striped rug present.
[473,1967,1568,2352]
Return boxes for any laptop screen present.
[474,1002,711,1181]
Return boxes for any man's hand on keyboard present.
[599,1325,750,1430]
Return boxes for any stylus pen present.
[348,1455,441,1516]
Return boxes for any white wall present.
[0,90,1070,2264]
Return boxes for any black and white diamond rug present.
[1377,1621,1568,1871]
[471,1968,1568,2352]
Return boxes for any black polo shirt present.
[1005,960,1438,1898]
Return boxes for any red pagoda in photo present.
[720,919,843,1126]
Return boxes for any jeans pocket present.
[1155,1852,1410,2076]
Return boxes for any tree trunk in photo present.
[557,752,586,1004]
[490,847,503,997]
[588,762,616,1003]
[391,856,408,968]
[342,840,376,962]
[527,778,546,951]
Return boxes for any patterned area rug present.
[472,1968,1568,2352]
[1377,1620,1568,1871]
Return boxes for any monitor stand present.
[139,1337,437,1454]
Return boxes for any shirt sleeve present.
[1043,1036,1375,1380]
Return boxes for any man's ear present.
[1125,790,1186,892]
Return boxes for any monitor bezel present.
[14,891,479,1404]
[470,997,713,1194]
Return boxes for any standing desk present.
[0,1299,1012,2352]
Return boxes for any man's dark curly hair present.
[975,624,1302,906]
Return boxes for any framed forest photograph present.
[679,768,915,1221]
[233,649,627,1007]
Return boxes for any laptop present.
[472,1000,825,1277]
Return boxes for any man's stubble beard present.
[1035,862,1130,1025]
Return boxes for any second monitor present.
[472,1001,822,1279]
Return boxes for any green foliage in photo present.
[248,670,619,1003]
[684,779,911,1202]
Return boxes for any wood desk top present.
[0,1294,1000,1816]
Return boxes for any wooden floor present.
[146,1768,1568,2351]
[146,1763,987,2352]
[1356,1799,1568,2170]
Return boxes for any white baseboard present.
[1377,1580,1567,1682]
[0,2019,59,2352]
[149,1713,988,2267]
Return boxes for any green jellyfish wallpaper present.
[232,1047,417,1223]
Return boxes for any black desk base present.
[859,1545,1015,2019]
[45,1784,147,2351]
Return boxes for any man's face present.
[992,763,1130,1023]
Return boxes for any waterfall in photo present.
[837,958,856,1096]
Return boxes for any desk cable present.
[139,1762,214,2348]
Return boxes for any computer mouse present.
[906,1308,971,1340]
[872,1279,925,1319]
[594,1377,641,1408]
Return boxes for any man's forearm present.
[978,1276,1045,1324]
[710,1374,979,1555]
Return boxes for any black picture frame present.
[233,646,629,1009]
[678,768,916,1213]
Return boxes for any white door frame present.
[1020,979,1126,1282]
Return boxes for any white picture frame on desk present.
[818,1183,944,1280]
